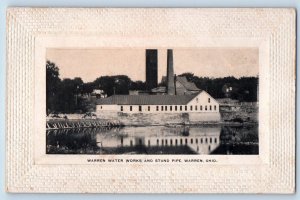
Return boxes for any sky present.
[46,48,259,83]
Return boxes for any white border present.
[34,36,268,165]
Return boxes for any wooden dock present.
[46,119,124,130]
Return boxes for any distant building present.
[175,76,201,95]
[151,76,201,95]
[91,89,107,98]
[151,86,167,95]
[222,84,236,98]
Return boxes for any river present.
[46,124,258,155]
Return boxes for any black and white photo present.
[46,48,259,155]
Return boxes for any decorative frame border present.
[6,8,295,193]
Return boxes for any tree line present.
[46,61,258,114]
[177,73,258,102]
[46,60,147,114]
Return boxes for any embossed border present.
[6,8,295,193]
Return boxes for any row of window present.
[154,137,218,146]
[125,137,218,147]
[120,105,217,112]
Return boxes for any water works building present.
[96,49,220,123]
[97,91,219,114]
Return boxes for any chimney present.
[167,49,175,95]
[145,49,158,90]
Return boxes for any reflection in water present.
[46,125,258,155]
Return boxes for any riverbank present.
[219,101,258,123]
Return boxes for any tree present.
[93,76,116,96]
[178,72,195,82]
[93,75,132,96]
[178,73,258,101]
[46,61,88,114]
[81,82,95,95]
[129,80,147,91]
[46,60,61,115]
[55,78,88,113]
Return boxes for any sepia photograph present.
[46,48,259,155]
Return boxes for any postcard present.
[6,8,295,193]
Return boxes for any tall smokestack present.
[167,49,175,95]
[145,49,158,90]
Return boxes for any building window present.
[130,106,132,111]
[148,140,150,146]
[100,106,102,109]
[161,106,164,111]
[148,106,150,111]
[175,106,177,111]
[190,105,193,111]
[156,106,159,111]
[210,105,212,110]
[165,106,167,111]
[200,105,202,110]
[185,106,187,111]
[208,98,211,103]
[210,138,212,143]
[191,138,193,144]
[196,138,198,144]
[157,139,159,145]
[165,139,168,145]
[170,106,172,111]
[185,138,188,144]
[180,139,183,145]
[195,105,197,110]
[139,106,142,112]
[205,106,207,111]
[200,138,203,144]
[205,138,208,143]
[120,106,123,111]
[215,138,217,143]
[180,106,182,111]
[214,105,217,111]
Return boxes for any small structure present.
[91,89,107,98]
[222,84,236,98]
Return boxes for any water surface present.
[46,124,258,155]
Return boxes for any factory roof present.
[176,76,201,91]
[96,92,201,105]
[160,75,200,91]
